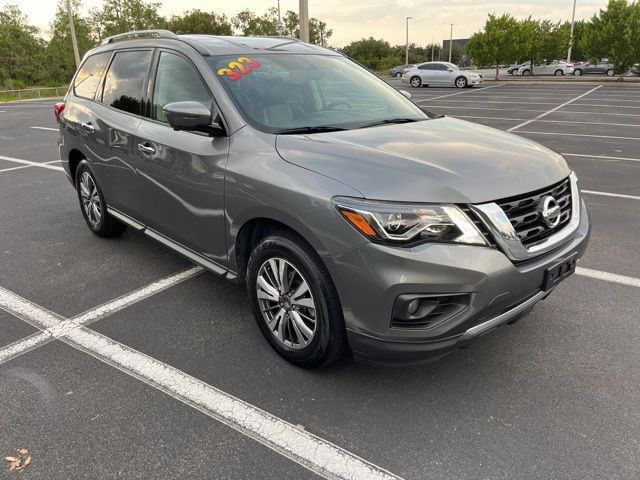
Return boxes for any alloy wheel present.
[256,258,317,350]
[456,77,467,88]
[79,171,102,227]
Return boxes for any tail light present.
[402,68,409,75]
[54,102,65,122]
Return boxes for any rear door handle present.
[81,122,95,133]
[137,143,156,155]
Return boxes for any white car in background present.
[517,60,575,76]
[402,61,484,88]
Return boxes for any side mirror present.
[163,101,225,135]
[447,68,453,72]
[399,90,412,100]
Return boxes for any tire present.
[522,69,531,76]
[554,69,564,76]
[75,160,126,237]
[246,231,347,368]
[574,69,582,76]
[410,76,422,88]
[455,76,468,88]
[395,72,402,78]
[606,69,614,77]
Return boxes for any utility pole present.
[299,0,309,42]
[405,17,412,66]
[277,0,282,35]
[66,0,80,68]
[567,0,577,63]
[431,37,434,61]
[448,23,454,63]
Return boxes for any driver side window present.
[152,52,212,123]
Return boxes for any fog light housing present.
[392,294,469,329]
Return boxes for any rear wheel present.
[574,69,583,76]
[246,231,347,368]
[606,69,614,77]
[395,72,402,78]
[75,160,126,237]
[410,76,422,88]
[522,69,531,76]
[554,69,564,76]
[455,76,468,88]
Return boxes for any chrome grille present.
[496,178,572,247]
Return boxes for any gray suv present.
[56,30,590,368]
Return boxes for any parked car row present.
[507,59,617,77]
[401,61,484,88]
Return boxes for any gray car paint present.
[58,34,590,363]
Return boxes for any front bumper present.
[325,198,590,365]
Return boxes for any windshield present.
[208,54,427,133]
[443,62,460,71]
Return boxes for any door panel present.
[84,49,152,217]
[135,123,229,265]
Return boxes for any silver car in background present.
[518,60,575,76]
[402,61,484,88]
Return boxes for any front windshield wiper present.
[357,118,423,129]
[273,126,347,135]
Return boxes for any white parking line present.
[507,85,602,132]
[518,131,640,141]
[577,268,640,288]
[0,160,62,173]
[562,153,640,163]
[0,266,203,365]
[572,103,640,109]
[30,126,58,131]
[455,115,525,121]
[582,190,640,201]
[416,83,505,101]
[0,285,403,480]
[0,155,64,171]
[420,99,559,105]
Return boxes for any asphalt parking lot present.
[1,81,639,479]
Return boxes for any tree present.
[231,9,278,36]
[168,9,232,35]
[465,14,521,79]
[0,4,45,88]
[89,0,166,41]
[45,0,95,85]
[340,37,395,70]
[582,0,640,78]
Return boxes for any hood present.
[275,117,571,204]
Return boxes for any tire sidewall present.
[456,76,467,88]
[247,236,338,366]
[410,76,421,88]
[75,160,108,235]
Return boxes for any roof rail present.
[264,36,302,42]
[102,29,178,45]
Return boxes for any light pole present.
[567,0,577,63]
[277,0,282,35]
[448,23,454,63]
[299,0,309,42]
[66,0,80,68]
[405,17,413,66]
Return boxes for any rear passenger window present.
[74,52,111,99]
[151,52,211,122]
[101,50,152,115]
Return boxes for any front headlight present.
[333,197,487,246]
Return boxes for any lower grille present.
[496,178,572,248]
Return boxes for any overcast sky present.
[2,0,609,47]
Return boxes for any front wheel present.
[75,160,126,237]
[247,232,347,368]
[395,72,402,78]
[606,69,615,77]
[574,69,583,76]
[555,69,564,76]
[522,69,531,76]
[410,76,422,88]
[455,76,468,88]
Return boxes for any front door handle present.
[137,143,156,156]
[81,122,95,133]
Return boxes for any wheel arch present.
[68,148,86,186]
